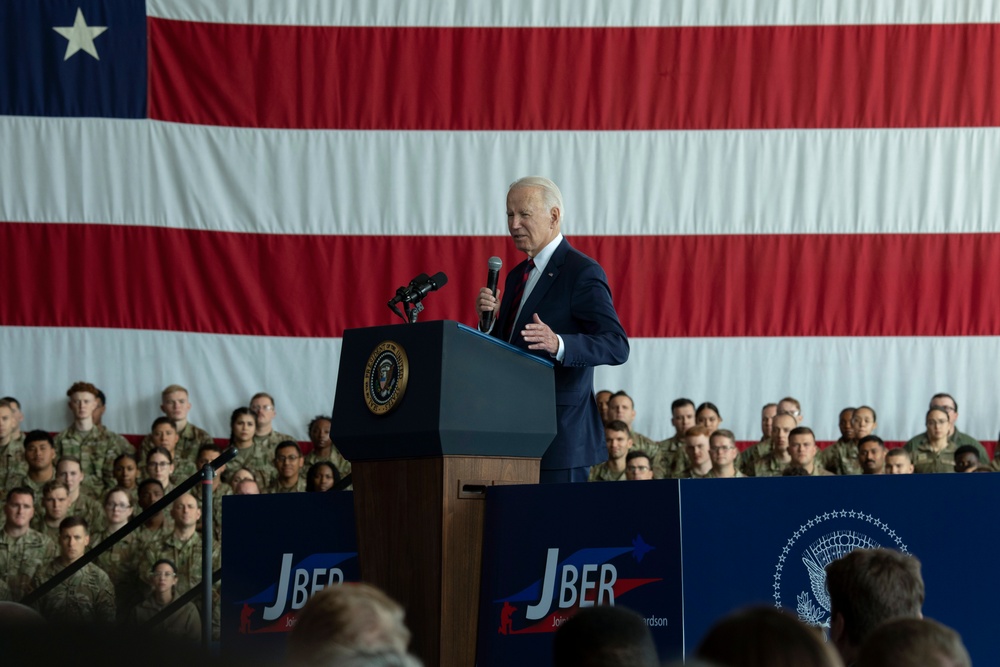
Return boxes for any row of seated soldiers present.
[589,391,994,481]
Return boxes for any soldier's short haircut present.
[59,515,89,533]
[710,429,736,445]
[697,607,841,667]
[954,444,980,462]
[0,398,11,411]
[161,384,189,398]
[197,443,223,459]
[24,429,53,447]
[250,391,276,407]
[886,448,912,462]
[684,425,712,440]
[552,605,659,667]
[308,415,332,433]
[151,416,178,432]
[151,558,179,575]
[788,426,816,442]
[857,435,886,451]
[604,420,630,435]
[625,450,651,465]
[275,440,302,456]
[42,480,70,497]
[137,478,165,495]
[825,548,924,647]
[856,617,971,667]
[778,396,801,411]
[1,396,20,409]
[761,402,777,412]
[930,392,958,412]
[6,486,35,503]
[671,398,695,412]
[609,390,633,408]
[66,381,100,398]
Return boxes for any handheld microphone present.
[480,256,503,332]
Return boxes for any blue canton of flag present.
[1,0,146,118]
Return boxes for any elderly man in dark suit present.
[477,176,629,483]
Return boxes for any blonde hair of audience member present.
[286,582,412,666]
[696,606,843,667]
[855,618,970,667]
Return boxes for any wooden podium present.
[332,320,556,667]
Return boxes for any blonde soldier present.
[54,381,131,496]
[139,385,214,464]
[588,420,632,482]
[29,516,116,623]
[1,487,57,602]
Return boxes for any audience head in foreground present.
[856,617,971,667]
[696,606,842,667]
[552,604,659,667]
[825,548,924,666]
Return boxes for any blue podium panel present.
[221,492,359,660]
[477,481,684,666]
[680,474,1000,665]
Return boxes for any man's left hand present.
[522,313,559,355]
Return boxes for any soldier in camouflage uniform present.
[129,558,201,640]
[885,448,915,474]
[194,445,230,543]
[57,456,106,532]
[708,429,745,478]
[906,396,989,465]
[303,416,351,480]
[858,435,887,475]
[29,516,116,623]
[749,413,797,477]
[605,392,659,455]
[1,487,57,601]
[133,479,175,549]
[54,381,132,496]
[587,420,631,482]
[221,407,270,487]
[624,451,654,481]
[93,487,141,616]
[787,427,834,476]
[249,393,294,488]
[649,398,698,479]
[112,452,140,506]
[144,418,197,484]
[33,480,72,541]
[14,430,58,516]
[676,426,714,478]
[265,441,307,493]
[906,407,964,473]
[139,385,214,464]
[0,399,28,494]
[820,407,860,475]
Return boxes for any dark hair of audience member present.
[855,617,970,667]
[552,605,659,667]
[306,461,341,492]
[696,606,843,667]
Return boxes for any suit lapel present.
[514,239,568,335]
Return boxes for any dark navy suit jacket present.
[493,238,629,470]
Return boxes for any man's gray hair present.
[509,176,565,222]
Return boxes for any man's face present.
[595,391,612,423]
[926,411,950,441]
[771,415,796,451]
[506,186,560,257]
[607,396,636,426]
[851,408,877,440]
[684,435,711,467]
[25,439,56,471]
[309,419,332,448]
[274,446,303,480]
[0,406,13,439]
[161,391,191,422]
[250,397,276,428]
[709,436,739,468]
[625,456,653,481]
[44,488,70,519]
[761,405,777,439]
[151,423,180,451]
[858,441,886,474]
[604,429,632,460]
[777,400,802,424]
[839,409,855,440]
[788,433,817,467]
[4,493,34,529]
[9,401,23,427]
[68,391,97,421]
[929,396,959,427]
[114,457,138,487]
[57,461,83,494]
[60,525,90,562]
[171,495,201,528]
[955,452,979,473]
[139,483,164,510]
[671,405,696,437]
[885,454,914,475]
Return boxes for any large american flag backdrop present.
[3,0,1000,446]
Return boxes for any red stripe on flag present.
[148,19,1000,130]
[5,223,1000,338]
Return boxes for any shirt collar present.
[530,233,563,274]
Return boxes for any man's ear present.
[830,611,846,644]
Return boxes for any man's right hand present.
[477,287,499,315]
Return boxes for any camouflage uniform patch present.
[29,559,116,623]
[587,461,627,482]
[0,528,57,602]
[54,425,132,496]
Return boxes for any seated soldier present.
[28,516,116,624]
[856,618,971,667]
[303,415,351,480]
[222,407,271,487]
[1,487,57,602]
[140,385,214,464]
[905,393,987,463]
[133,479,174,548]
[821,406,860,475]
[0,398,27,492]
[857,435,887,475]
[739,399,797,476]
[233,477,261,495]
[56,456,107,535]
[112,452,140,506]
[752,413,797,477]
[16,431,57,509]
[145,447,177,495]
[33,480,72,541]
[595,389,612,425]
[128,557,201,640]
[137,493,220,596]
[695,402,723,436]
[2,396,26,444]
[265,441,307,493]
[93,487,141,616]
[653,398,696,477]
[588,420,632,482]
[952,445,980,473]
[885,448,915,475]
[708,429,744,478]
[678,426,713,478]
[249,393,295,487]
[552,605,659,667]
[147,417,197,484]
[53,381,132,497]
[908,407,963,473]
[787,427,834,476]
[606,392,659,454]
[624,451,654,481]
[194,444,230,544]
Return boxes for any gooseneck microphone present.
[480,256,503,332]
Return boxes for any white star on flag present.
[53,8,108,61]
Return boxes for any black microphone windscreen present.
[429,272,448,289]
